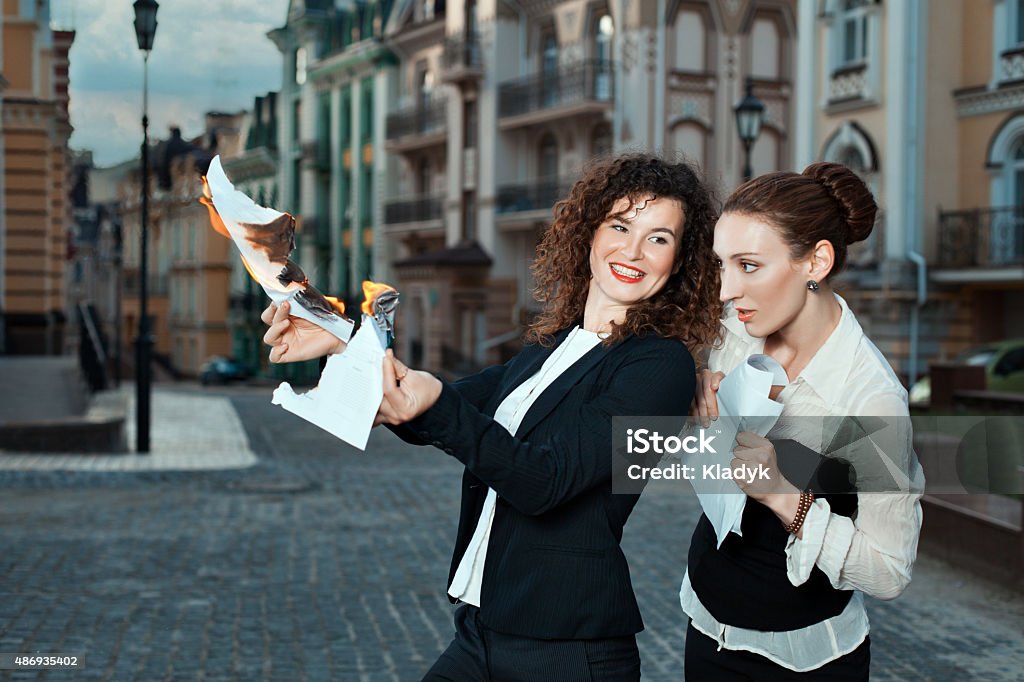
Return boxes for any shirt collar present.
[721,294,865,406]
[792,293,864,406]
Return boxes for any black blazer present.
[391,327,695,640]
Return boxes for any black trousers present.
[423,604,641,681]
[684,622,870,681]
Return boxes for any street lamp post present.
[133,0,158,453]
[733,78,766,183]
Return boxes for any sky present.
[56,0,291,167]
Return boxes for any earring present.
[806,280,820,292]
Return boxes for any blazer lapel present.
[488,327,575,413]
[513,337,623,438]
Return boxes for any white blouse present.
[679,294,925,672]
[448,326,603,606]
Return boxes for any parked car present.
[909,339,1024,403]
[199,356,250,385]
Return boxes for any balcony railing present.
[384,195,443,224]
[937,206,1024,268]
[498,59,613,120]
[442,31,482,79]
[496,178,572,215]
[385,96,447,140]
[999,45,1024,83]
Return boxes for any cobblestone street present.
[0,387,1022,681]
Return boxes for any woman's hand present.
[691,369,726,426]
[261,301,347,363]
[732,431,804,531]
[375,349,443,426]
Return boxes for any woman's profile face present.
[587,195,684,312]
[713,212,811,338]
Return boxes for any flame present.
[324,296,346,315]
[199,176,232,239]
[238,254,261,282]
[361,280,396,315]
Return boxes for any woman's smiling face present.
[713,212,814,338]
[587,195,685,314]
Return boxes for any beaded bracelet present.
[782,491,815,535]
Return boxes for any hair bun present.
[802,162,877,244]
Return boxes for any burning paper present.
[272,282,400,450]
[201,155,354,343]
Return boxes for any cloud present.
[64,0,290,165]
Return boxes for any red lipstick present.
[609,262,646,283]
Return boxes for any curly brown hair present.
[525,153,722,356]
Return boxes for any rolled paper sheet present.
[201,155,354,343]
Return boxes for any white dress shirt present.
[448,326,603,606]
[680,294,925,672]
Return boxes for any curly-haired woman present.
[685,162,924,680]
[262,154,722,680]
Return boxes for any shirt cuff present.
[785,498,831,586]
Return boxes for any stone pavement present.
[0,386,1021,681]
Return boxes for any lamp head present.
[133,0,159,52]
[734,78,766,145]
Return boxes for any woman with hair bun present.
[684,162,924,679]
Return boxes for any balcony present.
[497,60,613,130]
[1000,45,1024,84]
[383,195,444,231]
[442,31,483,84]
[385,96,447,153]
[936,207,1024,274]
[495,177,573,229]
[828,62,869,106]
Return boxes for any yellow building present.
[119,121,240,379]
[937,0,1024,343]
[795,0,1023,380]
[1,0,73,354]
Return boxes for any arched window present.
[1011,138,1024,207]
[837,145,868,173]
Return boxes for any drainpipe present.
[907,251,927,389]
[905,0,927,390]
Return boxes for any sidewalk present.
[0,384,258,472]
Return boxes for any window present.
[295,47,307,85]
[462,191,477,241]
[673,8,706,72]
[418,158,431,196]
[1016,0,1024,46]
[463,98,478,148]
[416,62,434,111]
[838,0,868,67]
[539,133,558,179]
[541,29,558,107]
[361,78,374,141]
[593,14,614,100]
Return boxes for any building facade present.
[381,0,796,373]
[795,0,1024,381]
[221,92,292,380]
[269,0,397,310]
[1,0,73,354]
